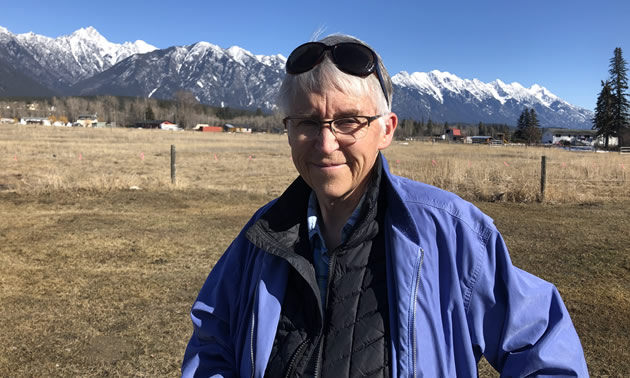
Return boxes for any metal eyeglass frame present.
[283,114,384,141]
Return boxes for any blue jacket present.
[182,157,588,377]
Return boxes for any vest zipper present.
[313,246,339,378]
[284,339,309,378]
[411,248,425,378]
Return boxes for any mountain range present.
[0,26,594,129]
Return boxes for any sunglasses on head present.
[285,41,390,107]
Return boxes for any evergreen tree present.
[145,104,155,120]
[426,119,434,135]
[528,108,540,128]
[593,80,615,148]
[515,108,529,141]
[608,47,630,145]
[515,108,541,144]
[526,108,542,143]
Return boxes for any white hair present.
[277,35,393,132]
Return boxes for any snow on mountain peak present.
[529,84,561,107]
[393,71,444,102]
[70,26,105,41]
[0,26,9,34]
[226,45,253,65]
[125,40,157,54]
[0,24,158,85]
[392,69,569,109]
[255,53,286,69]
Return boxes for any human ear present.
[377,112,398,150]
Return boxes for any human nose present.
[315,121,339,153]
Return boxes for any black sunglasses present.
[285,42,390,107]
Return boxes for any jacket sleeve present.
[181,234,249,378]
[181,200,277,377]
[466,229,589,376]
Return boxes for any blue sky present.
[1,0,628,110]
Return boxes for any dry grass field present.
[1,123,629,376]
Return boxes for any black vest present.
[248,156,391,377]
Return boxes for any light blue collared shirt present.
[307,190,365,308]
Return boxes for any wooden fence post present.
[171,144,176,185]
[540,155,546,202]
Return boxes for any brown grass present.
[2,124,628,201]
[1,123,629,376]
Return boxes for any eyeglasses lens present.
[287,117,370,141]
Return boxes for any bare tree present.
[174,90,199,129]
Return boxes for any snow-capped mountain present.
[0,25,594,129]
[392,70,593,129]
[0,26,155,92]
[71,42,286,112]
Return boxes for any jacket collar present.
[380,155,421,247]
[245,153,420,251]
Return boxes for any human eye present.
[295,118,319,128]
[333,117,362,133]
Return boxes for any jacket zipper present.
[250,283,259,378]
[411,248,425,378]
[313,246,339,378]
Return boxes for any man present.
[182,35,588,377]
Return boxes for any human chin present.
[308,169,353,199]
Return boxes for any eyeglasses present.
[283,114,384,142]
[285,42,390,107]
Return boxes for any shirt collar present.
[307,190,366,250]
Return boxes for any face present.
[287,89,397,204]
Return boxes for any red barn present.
[445,128,463,142]
[201,126,223,132]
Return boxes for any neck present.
[316,178,369,250]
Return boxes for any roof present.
[135,120,169,124]
[542,128,596,136]
[447,128,462,136]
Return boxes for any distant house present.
[74,114,98,127]
[194,124,223,132]
[468,136,493,144]
[541,128,596,146]
[135,120,163,129]
[595,135,619,147]
[135,120,181,130]
[445,128,463,142]
[21,117,51,126]
[224,123,252,133]
[202,126,223,132]
[159,121,182,131]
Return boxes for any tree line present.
[0,91,285,132]
[593,47,630,148]
[396,118,512,140]
[2,91,517,138]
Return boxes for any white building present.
[74,114,98,127]
[541,128,619,147]
[542,128,596,145]
[20,117,51,126]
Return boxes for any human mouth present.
[312,161,345,170]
